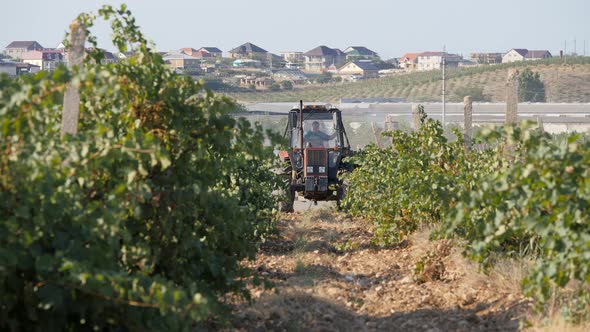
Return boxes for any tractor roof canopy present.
[286,105,349,149]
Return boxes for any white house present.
[416,52,462,71]
[399,53,420,70]
[4,41,44,60]
[337,61,379,79]
[502,49,552,63]
[20,50,65,71]
[502,49,529,63]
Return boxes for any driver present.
[304,121,337,147]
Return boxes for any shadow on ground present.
[228,292,524,332]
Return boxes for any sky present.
[1,0,588,59]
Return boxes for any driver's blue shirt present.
[304,130,331,141]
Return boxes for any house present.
[303,45,346,73]
[502,49,529,63]
[281,51,304,69]
[399,53,420,70]
[416,52,462,71]
[502,49,552,63]
[116,51,135,60]
[180,48,199,56]
[326,63,339,74]
[16,62,40,75]
[228,42,267,59]
[0,60,17,76]
[163,52,200,72]
[281,51,304,63]
[385,58,400,68]
[4,41,44,60]
[0,59,40,76]
[85,48,118,65]
[525,50,552,61]
[20,50,65,71]
[470,52,503,65]
[268,53,286,68]
[181,48,214,59]
[343,46,379,60]
[197,47,223,58]
[337,61,380,79]
[102,51,118,65]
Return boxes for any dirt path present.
[227,208,531,331]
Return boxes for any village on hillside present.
[0,40,568,91]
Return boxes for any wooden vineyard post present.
[412,104,421,131]
[61,19,86,137]
[505,69,519,124]
[463,96,472,152]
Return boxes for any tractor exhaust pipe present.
[299,100,304,150]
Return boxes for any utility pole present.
[269,53,273,71]
[442,45,446,128]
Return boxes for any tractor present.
[278,101,354,212]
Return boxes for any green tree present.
[280,80,293,90]
[372,59,394,70]
[517,68,546,102]
[268,82,281,91]
[315,72,333,84]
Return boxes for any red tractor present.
[278,101,354,212]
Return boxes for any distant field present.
[228,57,590,104]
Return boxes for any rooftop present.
[229,42,267,54]
[5,41,43,49]
[304,46,345,57]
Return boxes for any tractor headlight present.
[318,166,326,173]
[306,166,314,173]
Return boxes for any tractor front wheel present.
[336,180,349,210]
[278,185,296,213]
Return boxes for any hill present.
[229,57,590,104]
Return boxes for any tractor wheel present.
[336,180,349,210]
[278,185,296,213]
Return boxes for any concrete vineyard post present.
[61,19,86,137]
[412,104,421,131]
[537,115,545,133]
[371,122,383,148]
[505,69,519,124]
[463,96,472,151]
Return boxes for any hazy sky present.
[1,0,588,59]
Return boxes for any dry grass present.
[231,62,590,104]
[226,211,589,331]
[527,319,590,332]
[488,257,531,295]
